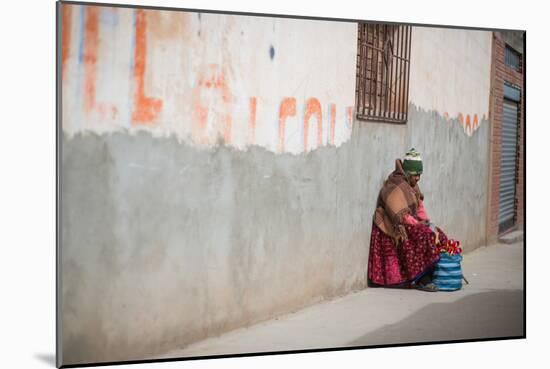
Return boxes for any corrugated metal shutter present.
[498,100,519,230]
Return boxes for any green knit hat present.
[402,148,423,175]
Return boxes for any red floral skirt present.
[367,222,448,287]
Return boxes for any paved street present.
[156,241,524,359]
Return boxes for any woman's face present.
[408,174,421,187]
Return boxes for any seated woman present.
[367,148,447,292]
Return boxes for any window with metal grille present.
[504,45,522,72]
[356,23,412,123]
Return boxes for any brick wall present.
[487,31,525,242]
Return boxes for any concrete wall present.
[409,27,492,136]
[405,26,492,248]
[60,4,492,365]
[501,30,525,53]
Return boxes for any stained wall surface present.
[406,26,492,248]
[61,5,356,154]
[60,4,492,364]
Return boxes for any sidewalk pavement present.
[156,241,524,359]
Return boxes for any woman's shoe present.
[414,282,439,292]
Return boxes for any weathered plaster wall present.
[61,4,356,154]
[405,106,490,251]
[60,4,492,365]
[409,27,492,136]
[405,26,492,248]
[61,130,371,364]
[61,107,489,364]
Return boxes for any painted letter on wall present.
[304,98,323,152]
[132,9,163,125]
[278,97,297,153]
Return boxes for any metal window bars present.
[356,23,412,123]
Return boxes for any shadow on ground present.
[348,289,524,347]
[34,353,56,367]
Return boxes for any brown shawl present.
[373,159,424,244]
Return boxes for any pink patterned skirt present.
[367,222,447,287]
